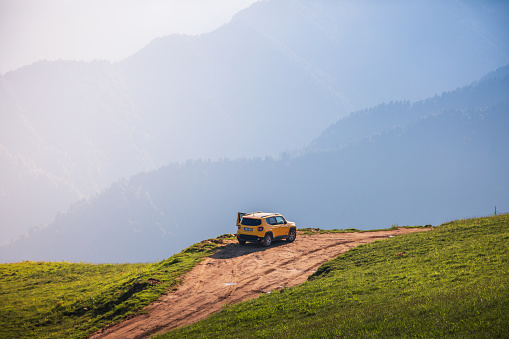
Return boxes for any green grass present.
[0,234,234,339]
[157,214,509,338]
[3,216,508,339]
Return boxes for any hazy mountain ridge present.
[2,66,507,263]
[308,65,509,152]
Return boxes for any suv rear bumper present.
[237,234,263,243]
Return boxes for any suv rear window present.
[241,218,262,226]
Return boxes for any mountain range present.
[1,64,507,263]
[1,0,508,258]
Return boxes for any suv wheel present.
[286,229,296,243]
[238,239,246,245]
[263,233,272,247]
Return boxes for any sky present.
[0,0,260,75]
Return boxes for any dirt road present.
[90,228,431,338]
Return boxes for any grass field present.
[157,214,509,338]
[0,235,233,339]
[1,215,507,338]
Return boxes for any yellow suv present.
[236,212,297,247]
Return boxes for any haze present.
[0,0,508,262]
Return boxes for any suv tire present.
[286,229,296,243]
[263,233,273,247]
[238,239,246,245]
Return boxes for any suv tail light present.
[237,225,241,229]
[258,227,264,232]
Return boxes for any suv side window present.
[266,217,276,225]
[275,216,286,225]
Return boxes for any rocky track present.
[90,228,431,338]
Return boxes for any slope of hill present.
[1,66,507,263]
[1,216,507,338]
[0,236,228,339]
[159,214,509,338]
[91,228,430,338]
[1,0,508,243]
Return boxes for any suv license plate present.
[244,227,253,231]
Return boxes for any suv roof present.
[243,212,280,219]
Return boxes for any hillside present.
[1,0,509,244]
[0,235,229,339]
[1,215,507,338]
[159,214,509,338]
[2,66,508,263]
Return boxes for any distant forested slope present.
[307,65,509,152]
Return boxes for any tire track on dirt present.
[90,228,431,339]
